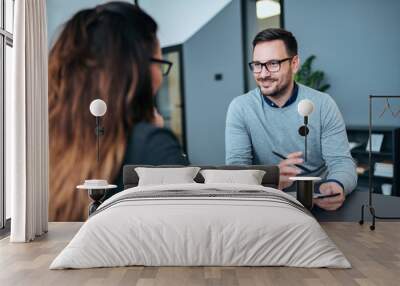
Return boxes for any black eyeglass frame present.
[248,57,293,73]
[150,58,173,76]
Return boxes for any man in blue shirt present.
[225,28,357,211]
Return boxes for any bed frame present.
[123,165,280,189]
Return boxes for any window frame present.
[0,0,14,232]
[157,45,188,154]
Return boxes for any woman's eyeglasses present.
[150,58,173,76]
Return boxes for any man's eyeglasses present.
[150,58,173,76]
[248,57,293,73]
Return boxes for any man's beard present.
[259,77,291,98]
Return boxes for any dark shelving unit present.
[347,125,400,196]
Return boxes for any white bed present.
[50,183,350,269]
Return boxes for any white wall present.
[47,0,232,48]
[139,0,231,47]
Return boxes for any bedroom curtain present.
[7,0,49,242]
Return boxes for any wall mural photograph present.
[1,0,400,285]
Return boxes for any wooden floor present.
[1,222,400,286]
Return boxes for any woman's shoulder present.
[132,121,177,142]
[126,121,188,165]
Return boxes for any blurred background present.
[45,0,400,165]
[1,0,399,231]
[44,0,400,199]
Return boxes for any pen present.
[272,151,312,173]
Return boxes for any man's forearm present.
[326,159,358,195]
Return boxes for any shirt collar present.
[261,82,299,108]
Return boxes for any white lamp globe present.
[297,99,314,117]
[90,99,107,117]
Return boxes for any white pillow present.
[135,167,201,186]
[200,169,266,185]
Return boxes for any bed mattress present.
[50,183,350,269]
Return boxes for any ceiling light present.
[256,0,281,19]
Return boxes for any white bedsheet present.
[50,183,350,269]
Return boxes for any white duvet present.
[50,183,350,269]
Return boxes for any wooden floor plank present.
[0,222,400,286]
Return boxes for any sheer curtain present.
[7,0,49,242]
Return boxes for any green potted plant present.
[294,55,330,92]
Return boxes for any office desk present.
[311,189,400,222]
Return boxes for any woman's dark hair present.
[252,28,298,57]
[48,2,158,221]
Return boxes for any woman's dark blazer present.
[105,121,189,199]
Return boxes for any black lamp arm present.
[95,117,105,164]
